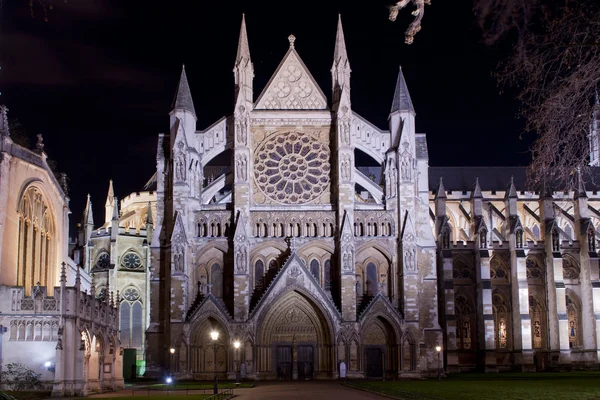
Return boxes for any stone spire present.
[171,65,196,116]
[85,194,94,226]
[390,66,415,115]
[235,14,251,64]
[234,14,254,106]
[331,14,351,107]
[104,179,114,225]
[333,14,349,67]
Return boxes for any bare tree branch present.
[389,0,431,44]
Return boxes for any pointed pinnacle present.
[145,202,153,225]
[85,194,94,226]
[333,14,348,65]
[105,179,114,207]
[435,177,446,199]
[506,176,517,199]
[236,13,251,63]
[575,167,587,199]
[171,65,196,116]
[112,196,119,221]
[390,66,415,114]
[471,177,482,199]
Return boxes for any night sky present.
[0,0,530,234]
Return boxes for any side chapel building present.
[78,15,600,379]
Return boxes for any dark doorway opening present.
[276,346,292,379]
[366,347,383,378]
[297,345,314,380]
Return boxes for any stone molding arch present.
[355,241,393,263]
[254,286,338,345]
[256,290,334,346]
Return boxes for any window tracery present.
[529,295,543,349]
[526,258,543,280]
[17,186,55,292]
[562,257,580,280]
[253,131,330,204]
[566,294,582,348]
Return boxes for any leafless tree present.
[0,0,66,21]
[475,0,600,189]
[391,0,600,189]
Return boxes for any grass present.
[346,373,600,400]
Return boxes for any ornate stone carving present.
[340,153,352,181]
[253,131,330,204]
[400,141,414,182]
[235,247,248,274]
[255,51,326,110]
[175,142,186,182]
[235,154,248,181]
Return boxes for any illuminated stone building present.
[0,106,123,396]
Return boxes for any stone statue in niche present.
[175,143,186,181]
[235,247,247,274]
[340,154,351,180]
[236,154,247,181]
[404,246,416,272]
[237,118,248,146]
[173,246,184,272]
[340,120,351,145]
[386,159,397,198]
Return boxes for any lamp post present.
[211,330,219,395]
[233,341,241,386]
[169,347,175,376]
[435,345,442,382]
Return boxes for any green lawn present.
[347,373,600,400]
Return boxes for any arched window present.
[119,287,144,350]
[310,259,320,283]
[324,259,331,291]
[455,294,472,350]
[211,263,222,298]
[366,262,377,296]
[532,225,540,240]
[17,186,55,293]
[254,260,264,289]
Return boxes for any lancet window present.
[17,186,55,294]
[493,292,510,349]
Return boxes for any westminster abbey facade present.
[79,15,600,380]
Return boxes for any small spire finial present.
[36,134,44,152]
[288,34,296,48]
[0,105,10,137]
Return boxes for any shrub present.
[0,363,41,391]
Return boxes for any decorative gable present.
[250,252,340,322]
[255,42,328,110]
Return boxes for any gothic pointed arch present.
[454,291,475,350]
[189,316,230,374]
[565,289,583,348]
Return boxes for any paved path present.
[81,381,385,399]
[233,381,385,400]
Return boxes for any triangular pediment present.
[187,294,232,324]
[250,252,340,321]
[358,293,404,323]
[255,48,328,110]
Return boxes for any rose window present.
[254,132,330,204]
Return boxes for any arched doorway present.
[257,290,334,379]
[362,316,398,378]
[189,317,229,378]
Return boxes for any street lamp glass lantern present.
[211,330,219,341]
[234,340,240,349]
[170,347,175,354]
[436,345,441,352]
